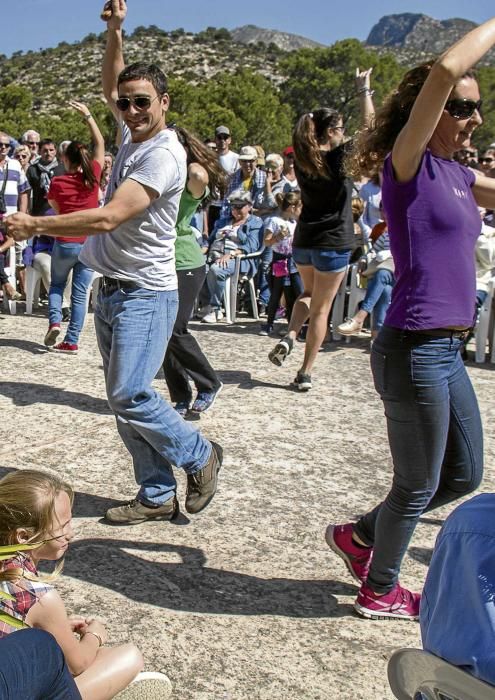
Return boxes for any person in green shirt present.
[162,126,226,415]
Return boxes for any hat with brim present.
[238,146,258,161]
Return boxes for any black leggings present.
[266,266,303,325]
[163,265,221,403]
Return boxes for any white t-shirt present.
[218,151,239,175]
[264,215,296,255]
[80,125,187,290]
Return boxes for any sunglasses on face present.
[27,141,39,146]
[480,157,493,163]
[115,95,160,112]
[216,134,229,140]
[0,143,9,148]
[444,98,482,120]
[16,153,29,159]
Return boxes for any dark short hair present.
[39,138,56,148]
[117,62,168,96]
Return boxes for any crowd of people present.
[2,0,495,697]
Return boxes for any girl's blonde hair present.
[0,470,73,583]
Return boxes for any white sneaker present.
[114,671,173,699]
[202,309,224,323]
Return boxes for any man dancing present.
[7,0,222,524]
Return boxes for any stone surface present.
[1,309,494,699]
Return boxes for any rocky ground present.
[1,306,494,700]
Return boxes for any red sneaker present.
[49,341,78,354]
[325,523,372,583]
[44,324,61,347]
[354,581,420,620]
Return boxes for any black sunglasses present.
[444,98,482,120]
[480,156,494,163]
[115,95,160,112]
[216,134,229,140]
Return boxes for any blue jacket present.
[420,493,495,686]
[208,214,264,277]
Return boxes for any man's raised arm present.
[102,0,127,120]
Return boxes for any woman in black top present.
[269,69,374,390]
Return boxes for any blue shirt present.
[420,493,495,686]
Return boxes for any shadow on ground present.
[0,382,111,414]
[59,537,356,619]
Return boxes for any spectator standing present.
[223,146,266,217]
[0,131,30,301]
[22,129,41,164]
[207,125,238,233]
[282,146,299,190]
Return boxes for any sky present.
[7,0,493,57]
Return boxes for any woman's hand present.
[355,67,373,93]
[69,101,91,119]
[5,213,35,241]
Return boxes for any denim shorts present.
[292,247,351,273]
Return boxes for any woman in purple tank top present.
[326,18,495,621]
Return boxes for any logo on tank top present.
[453,187,468,199]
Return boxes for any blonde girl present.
[0,470,171,699]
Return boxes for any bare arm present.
[186,162,208,199]
[18,191,29,214]
[356,67,374,129]
[69,101,105,167]
[6,178,156,240]
[25,590,108,676]
[472,172,495,210]
[101,0,127,121]
[393,18,495,183]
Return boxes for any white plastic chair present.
[388,648,495,700]
[475,278,495,363]
[223,251,261,324]
[1,246,17,315]
[25,264,43,315]
[343,264,367,344]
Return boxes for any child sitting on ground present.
[0,469,172,700]
[260,191,303,336]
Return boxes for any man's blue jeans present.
[206,258,236,309]
[361,268,395,331]
[94,283,212,505]
[355,325,483,593]
[0,629,81,699]
[49,241,94,344]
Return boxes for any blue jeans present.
[355,325,483,593]
[49,241,94,344]
[292,247,351,273]
[206,258,236,309]
[257,245,273,306]
[361,269,395,331]
[0,629,81,699]
[94,283,211,506]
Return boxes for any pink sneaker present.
[325,523,372,583]
[49,341,78,354]
[44,324,60,347]
[354,581,420,620]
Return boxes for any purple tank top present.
[382,150,481,330]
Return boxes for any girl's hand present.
[69,101,91,119]
[86,619,108,645]
[69,616,89,634]
[217,253,232,268]
[355,67,373,93]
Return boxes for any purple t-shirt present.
[382,150,481,330]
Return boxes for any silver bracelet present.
[84,114,93,120]
[357,88,374,96]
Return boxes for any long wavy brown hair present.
[174,125,227,198]
[293,108,342,179]
[346,62,477,179]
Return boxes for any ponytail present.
[64,141,97,190]
[172,125,227,198]
[293,108,341,179]
[275,190,301,211]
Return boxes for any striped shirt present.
[0,156,30,217]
